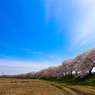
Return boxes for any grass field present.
[0,75,95,95]
[0,78,63,95]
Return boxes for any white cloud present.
[0,59,61,74]
[32,51,61,60]
[45,0,67,25]
[0,58,61,74]
[69,0,95,50]
[0,54,13,59]
[48,55,55,59]
[24,50,61,60]
[45,0,95,50]
[32,51,42,55]
[0,59,52,69]
[78,0,95,6]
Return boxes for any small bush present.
[10,81,17,83]
[21,81,29,83]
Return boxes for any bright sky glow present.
[0,0,95,74]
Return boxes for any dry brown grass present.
[0,78,64,95]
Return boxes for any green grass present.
[41,73,95,86]
[69,73,95,86]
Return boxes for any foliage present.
[41,73,95,86]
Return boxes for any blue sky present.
[0,0,95,74]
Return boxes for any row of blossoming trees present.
[1,47,95,78]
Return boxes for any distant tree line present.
[1,47,95,78]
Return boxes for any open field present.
[0,78,95,95]
[0,78,63,95]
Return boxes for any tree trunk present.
[89,70,92,74]
[70,72,72,76]
[76,71,78,75]
[89,67,93,75]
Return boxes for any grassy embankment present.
[41,73,95,95]
[41,73,95,86]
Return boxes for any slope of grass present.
[69,73,95,86]
[41,73,95,86]
[45,81,95,95]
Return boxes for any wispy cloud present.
[32,51,61,60]
[24,49,59,60]
[0,59,61,74]
[70,0,95,49]
[0,54,14,60]
[45,0,66,25]
[0,54,60,74]
[45,0,77,32]
[32,51,42,55]
[45,0,95,50]
[23,48,31,52]
[0,59,52,69]
[48,55,55,59]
